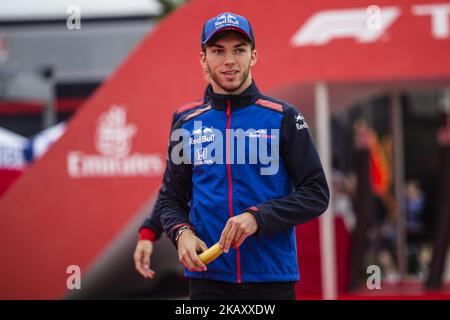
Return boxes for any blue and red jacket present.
[160,81,329,283]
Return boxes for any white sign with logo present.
[67,105,163,178]
[291,3,450,46]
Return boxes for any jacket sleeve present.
[248,106,330,236]
[138,112,186,241]
[139,208,162,241]
[159,119,194,245]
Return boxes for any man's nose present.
[224,52,236,66]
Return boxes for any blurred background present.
[0,0,449,300]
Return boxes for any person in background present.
[133,86,210,279]
[404,179,427,275]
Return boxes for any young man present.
[160,12,329,300]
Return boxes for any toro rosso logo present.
[245,129,276,139]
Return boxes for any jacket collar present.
[207,80,260,111]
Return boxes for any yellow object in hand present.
[198,242,224,265]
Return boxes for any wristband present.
[175,225,193,243]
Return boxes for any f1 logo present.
[291,3,450,46]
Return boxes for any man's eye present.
[213,50,222,54]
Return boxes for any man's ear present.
[199,51,209,73]
[250,49,258,67]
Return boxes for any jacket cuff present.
[139,227,158,242]
[245,206,264,236]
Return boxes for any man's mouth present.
[222,70,239,80]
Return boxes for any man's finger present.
[233,232,247,249]
[198,241,208,253]
[144,268,155,279]
[136,260,151,278]
[143,254,155,279]
[232,229,244,246]
[133,252,145,276]
[188,250,207,272]
[142,265,155,278]
[143,251,150,269]
[134,250,153,279]
[223,223,238,253]
[180,251,198,272]
[219,220,232,249]
[135,261,146,278]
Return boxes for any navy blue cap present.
[201,12,255,46]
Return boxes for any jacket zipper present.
[226,100,241,284]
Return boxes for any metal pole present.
[41,66,56,129]
[315,82,337,300]
[391,92,406,280]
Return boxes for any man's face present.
[200,32,257,95]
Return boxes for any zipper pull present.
[226,100,231,117]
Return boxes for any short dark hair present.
[202,30,255,53]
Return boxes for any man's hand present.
[133,240,155,279]
[177,230,208,272]
[219,212,258,253]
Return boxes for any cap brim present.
[203,26,253,45]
